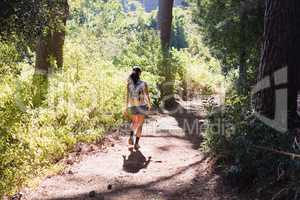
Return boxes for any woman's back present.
[128,80,146,107]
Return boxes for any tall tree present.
[157,0,176,108]
[256,0,300,130]
[158,0,174,50]
[33,0,69,107]
[239,0,247,92]
[35,0,69,74]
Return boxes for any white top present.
[127,80,147,107]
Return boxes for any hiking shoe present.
[134,144,140,150]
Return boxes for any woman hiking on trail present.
[125,67,151,150]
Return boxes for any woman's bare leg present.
[128,115,139,146]
[134,115,145,149]
[130,115,138,131]
[136,115,145,137]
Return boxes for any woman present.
[125,67,151,150]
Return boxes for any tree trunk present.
[158,0,174,50]
[157,0,176,109]
[288,1,300,129]
[33,0,69,107]
[35,0,69,74]
[51,27,67,69]
[255,0,300,131]
[239,1,247,93]
[35,34,52,75]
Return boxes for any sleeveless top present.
[128,80,147,107]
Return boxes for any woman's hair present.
[130,67,141,85]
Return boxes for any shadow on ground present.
[168,101,204,149]
[122,149,151,173]
[44,156,213,200]
[43,159,244,200]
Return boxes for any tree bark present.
[288,0,300,129]
[239,1,247,93]
[35,34,52,74]
[256,0,300,130]
[51,28,67,69]
[35,0,69,74]
[33,0,69,107]
[158,0,174,50]
[157,0,176,109]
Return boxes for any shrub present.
[203,88,300,198]
[0,54,126,196]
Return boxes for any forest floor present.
[21,98,245,200]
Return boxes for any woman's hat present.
[132,66,141,73]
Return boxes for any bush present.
[0,42,22,76]
[203,88,300,198]
[171,48,224,97]
[0,51,126,196]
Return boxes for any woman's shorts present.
[129,105,148,115]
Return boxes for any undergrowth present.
[203,88,300,199]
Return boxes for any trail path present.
[23,99,240,200]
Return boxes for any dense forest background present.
[1,0,300,199]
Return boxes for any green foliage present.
[194,0,300,197]
[203,88,300,198]
[31,74,49,107]
[172,48,224,96]
[0,58,126,196]
[0,42,22,76]
[171,8,189,49]
[69,0,125,34]
[114,7,224,100]
[191,0,264,84]
[113,28,162,74]
[0,0,68,43]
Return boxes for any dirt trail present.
[22,99,239,200]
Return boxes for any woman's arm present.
[125,83,129,109]
[144,82,152,110]
[123,83,129,117]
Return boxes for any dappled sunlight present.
[2,0,298,199]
